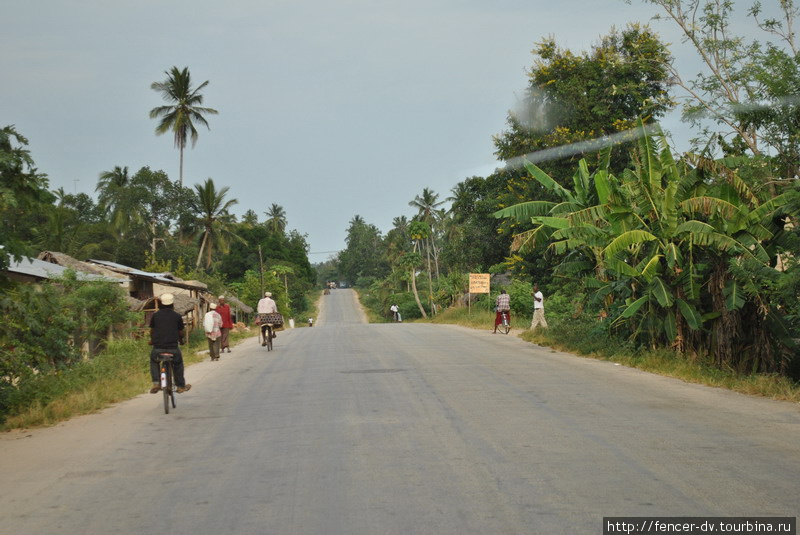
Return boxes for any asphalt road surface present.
[1,289,798,535]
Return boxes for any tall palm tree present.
[96,165,139,236]
[150,67,218,186]
[265,203,287,234]
[409,188,444,279]
[189,178,244,269]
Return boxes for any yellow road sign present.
[469,273,490,294]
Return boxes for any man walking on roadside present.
[217,296,233,353]
[204,302,223,361]
[530,283,548,330]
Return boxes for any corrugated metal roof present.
[87,259,203,290]
[7,257,124,283]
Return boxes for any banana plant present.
[495,119,797,368]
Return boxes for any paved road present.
[1,289,798,534]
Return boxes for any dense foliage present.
[326,14,800,380]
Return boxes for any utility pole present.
[258,245,265,297]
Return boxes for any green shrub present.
[0,273,132,422]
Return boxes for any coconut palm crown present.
[150,66,218,186]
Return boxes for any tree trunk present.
[425,240,435,315]
[430,234,441,280]
[150,220,158,257]
[179,145,184,187]
[196,231,209,268]
[709,262,739,370]
[411,267,427,318]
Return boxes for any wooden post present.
[258,245,265,296]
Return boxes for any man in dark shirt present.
[149,293,191,394]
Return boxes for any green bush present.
[1,338,148,423]
[0,272,132,422]
[392,292,428,320]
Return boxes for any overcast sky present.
[0,0,763,262]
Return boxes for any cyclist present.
[257,291,278,346]
[493,289,511,334]
[149,293,191,394]
[390,303,399,322]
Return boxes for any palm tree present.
[188,178,244,269]
[409,188,444,279]
[409,220,435,315]
[96,166,139,236]
[150,67,218,186]
[265,203,287,234]
[399,252,426,318]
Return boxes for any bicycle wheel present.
[267,329,273,351]
[162,363,172,414]
[502,314,511,335]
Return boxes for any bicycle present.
[155,349,177,414]
[257,312,283,352]
[260,323,275,351]
[499,311,511,335]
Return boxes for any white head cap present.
[160,293,174,306]
[209,303,217,310]
[264,292,272,297]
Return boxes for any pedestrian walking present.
[217,296,233,353]
[204,303,223,361]
[530,284,548,330]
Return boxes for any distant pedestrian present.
[390,303,399,322]
[204,303,223,361]
[530,284,548,330]
[217,296,233,353]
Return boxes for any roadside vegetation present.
[327,2,800,400]
[1,68,317,427]
[0,327,257,431]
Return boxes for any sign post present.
[468,273,491,315]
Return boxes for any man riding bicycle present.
[493,289,511,334]
[149,293,191,394]
[257,291,279,346]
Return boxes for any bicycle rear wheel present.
[162,364,173,414]
[267,329,273,351]
[502,314,511,334]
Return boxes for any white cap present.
[160,293,174,305]
[218,295,225,300]
[264,292,272,297]
[209,303,217,309]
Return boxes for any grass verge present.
[425,306,800,403]
[1,326,256,431]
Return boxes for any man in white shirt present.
[257,291,278,314]
[257,292,279,346]
[203,303,223,361]
[530,284,548,330]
